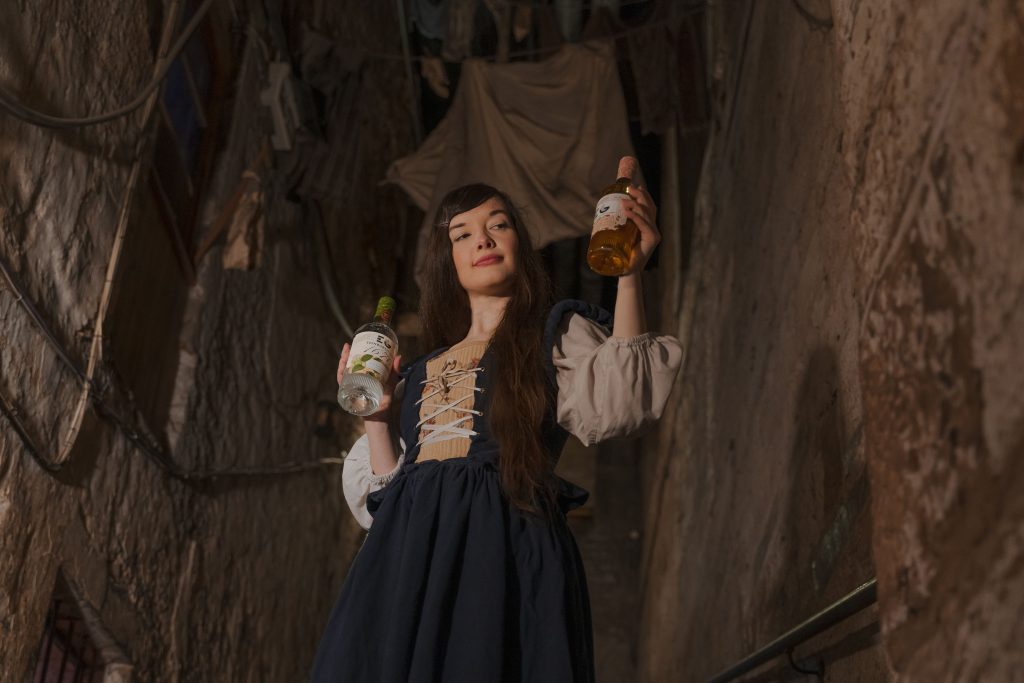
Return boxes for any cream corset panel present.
[415,341,488,461]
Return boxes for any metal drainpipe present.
[303,200,355,339]
[395,0,424,146]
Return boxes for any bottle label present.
[346,331,395,383]
[592,192,629,234]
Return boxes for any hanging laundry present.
[385,42,643,286]
[298,23,364,97]
[283,25,366,203]
[512,4,532,43]
[442,0,478,61]
[625,1,684,135]
[420,55,451,98]
[410,0,450,42]
[533,3,566,59]
[482,0,512,62]
[581,5,620,41]
[554,0,584,43]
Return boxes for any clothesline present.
[367,8,702,64]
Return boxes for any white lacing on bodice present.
[415,359,485,448]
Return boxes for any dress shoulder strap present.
[541,299,613,383]
[398,345,452,380]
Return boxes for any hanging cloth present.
[625,0,685,135]
[385,42,642,287]
[442,0,478,61]
[410,0,450,42]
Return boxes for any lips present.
[473,255,503,267]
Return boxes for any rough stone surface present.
[639,1,1024,681]
[566,439,645,682]
[7,0,1021,680]
[0,1,410,679]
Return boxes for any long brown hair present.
[419,184,556,516]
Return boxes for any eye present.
[453,233,469,241]
[489,222,508,230]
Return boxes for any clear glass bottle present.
[586,176,639,276]
[337,296,399,417]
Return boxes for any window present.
[32,574,130,683]
[150,1,231,276]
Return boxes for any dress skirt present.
[311,456,594,683]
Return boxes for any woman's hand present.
[337,343,403,423]
[616,156,661,276]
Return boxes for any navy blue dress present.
[312,301,612,682]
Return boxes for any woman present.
[313,158,682,682]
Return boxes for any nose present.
[475,231,495,248]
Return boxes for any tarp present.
[384,42,642,286]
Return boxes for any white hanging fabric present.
[385,42,643,287]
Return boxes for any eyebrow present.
[448,209,508,232]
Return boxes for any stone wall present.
[0,1,410,679]
[640,1,1024,681]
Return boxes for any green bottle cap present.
[375,296,397,323]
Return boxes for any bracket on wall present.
[787,647,824,681]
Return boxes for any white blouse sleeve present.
[341,381,407,530]
[342,434,405,530]
[552,312,683,446]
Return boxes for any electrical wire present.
[0,0,352,481]
[0,384,62,474]
[91,396,346,481]
[0,0,215,129]
[3,0,174,476]
[0,254,92,387]
[304,195,355,339]
[0,152,344,480]
[0,377,346,481]
[0,255,347,480]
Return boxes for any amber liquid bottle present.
[586,177,639,276]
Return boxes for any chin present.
[462,273,516,296]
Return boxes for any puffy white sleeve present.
[552,313,683,446]
[340,380,407,530]
[341,434,405,530]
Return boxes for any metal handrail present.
[706,578,878,683]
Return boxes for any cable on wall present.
[0,253,345,481]
[0,0,215,129]
[23,0,193,473]
[0,0,346,482]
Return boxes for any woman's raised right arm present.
[364,412,400,475]
[338,347,406,529]
[338,343,403,475]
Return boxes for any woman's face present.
[448,196,519,296]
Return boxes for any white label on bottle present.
[346,332,395,383]
[592,192,629,234]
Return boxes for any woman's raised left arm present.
[610,156,660,339]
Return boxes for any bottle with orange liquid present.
[586,177,639,276]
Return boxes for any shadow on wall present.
[0,1,151,164]
[774,347,872,626]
